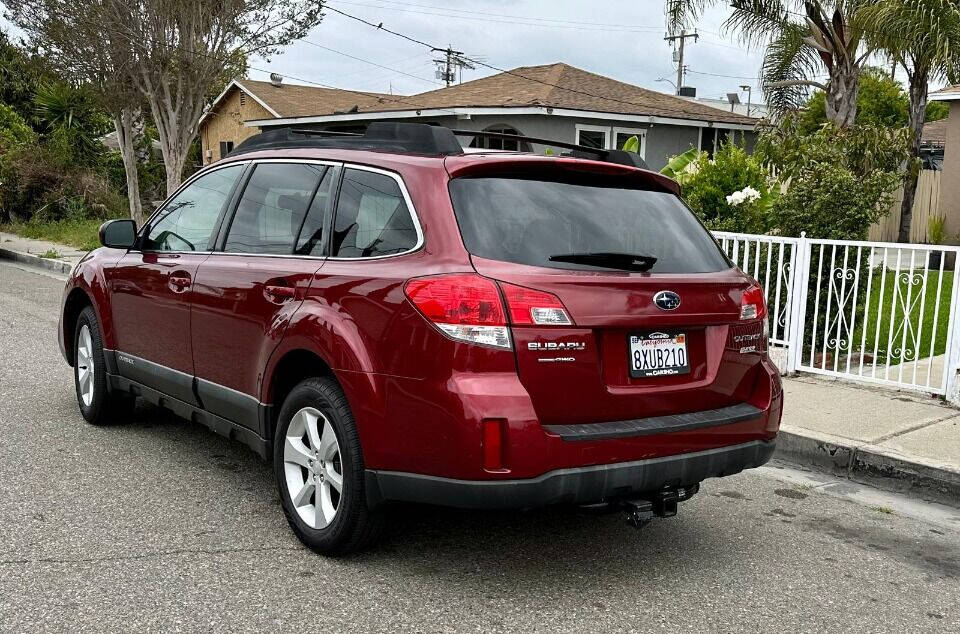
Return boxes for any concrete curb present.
[0,246,73,275]
[776,428,960,506]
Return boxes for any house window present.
[575,124,610,149]
[468,125,529,151]
[218,141,234,158]
[613,127,647,157]
[239,92,246,106]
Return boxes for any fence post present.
[943,261,960,404]
[785,231,809,374]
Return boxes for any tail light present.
[740,284,767,321]
[500,282,573,326]
[404,273,511,348]
[404,274,575,348]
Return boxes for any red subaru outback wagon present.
[58,123,782,554]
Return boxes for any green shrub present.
[676,142,775,234]
[0,144,126,224]
[0,103,36,154]
[773,162,900,239]
[758,118,909,240]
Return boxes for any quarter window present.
[224,163,327,255]
[330,169,418,258]
[143,164,243,252]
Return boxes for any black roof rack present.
[446,128,649,170]
[229,121,649,169]
[230,122,464,156]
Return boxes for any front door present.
[108,163,246,404]
[190,161,337,432]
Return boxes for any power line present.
[331,0,667,32]
[324,5,754,120]
[63,14,461,116]
[299,40,441,85]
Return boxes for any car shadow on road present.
[111,399,733,583]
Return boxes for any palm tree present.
[665,1,873,126]
[860,0,960,242]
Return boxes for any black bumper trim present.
[366,440,776,510]
[542,402,763,442]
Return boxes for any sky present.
[247,0,768,103]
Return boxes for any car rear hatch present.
[445,158,768,427]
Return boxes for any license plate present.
[629,332,689,377]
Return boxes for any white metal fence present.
[713,231,960,402]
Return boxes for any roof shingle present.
[236,63,759,125]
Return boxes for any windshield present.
[448,175,731,274]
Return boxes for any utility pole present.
[664,29,698,94]
[433,46,475,88]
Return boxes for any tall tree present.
[110,0,324,195]
[861,0,960,242]
[665,1,873,126]
[8,1,150,222]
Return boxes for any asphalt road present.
[1,260,959,633]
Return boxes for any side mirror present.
[99,219,137,249]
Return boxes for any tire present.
[273,377,385,556]
[74,306,133,425]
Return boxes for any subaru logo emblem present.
[653,290,681,311]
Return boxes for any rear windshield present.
[448,175,731,274]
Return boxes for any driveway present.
[0,260,958,631]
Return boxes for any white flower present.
[726,186,762,206]
[684,161,700,175]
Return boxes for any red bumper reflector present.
[482,419,504,471]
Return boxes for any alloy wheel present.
[283,406,343,529]
[76,325,95,407]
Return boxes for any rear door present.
[190,160,338,432]
[447,169,763,426]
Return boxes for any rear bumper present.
[365,439,776,509]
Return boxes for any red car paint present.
[59,146,781,493]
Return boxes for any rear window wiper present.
[548,252,658,272]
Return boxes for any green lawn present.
[854,268,954,365]
[0,217,104,251]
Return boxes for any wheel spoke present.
[283,436,313,468]
[326,466,343,493]
[318,420,338,460]
[292,480,315,508]
[317,486,337,527]
[304,411,323,451]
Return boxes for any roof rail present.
[230,122,464,157]
[228,122,650,170]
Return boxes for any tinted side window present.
[144,165,243,252]
[294,167,337,256]
[331,169,418,258]
[224,163,327,255]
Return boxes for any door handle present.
[169,274,192,292]
[265,284,296,303]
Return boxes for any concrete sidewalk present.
[779,376,960,504]
[0,231,86,275]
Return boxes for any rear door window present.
[224,163,328,255]
[448,175,730,273]
[330,168,418,258]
